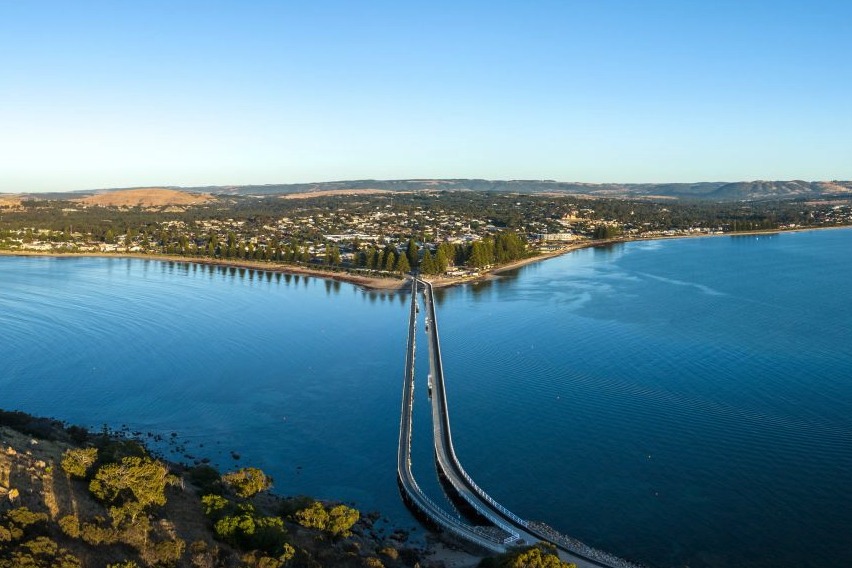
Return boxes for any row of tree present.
[348,232,528,275]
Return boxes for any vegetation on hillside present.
[478,543,575,568]
[0,411,418,567]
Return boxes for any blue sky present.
[2,0,851,192]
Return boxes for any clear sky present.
[2,0,851,192]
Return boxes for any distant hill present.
[16,179,852,202]
[186,179,852,201]
[0,195,24,210]
[76,187,214,207]
[705,180,852,200]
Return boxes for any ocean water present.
[1,229,851,568]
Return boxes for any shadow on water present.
[129,258,419,299]
[729,232,780,239]
[729,232,780,247]
[357,284,408,304]
[592,242,626,256]
[430,268,525,307]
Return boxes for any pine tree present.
[395,253,411,275]
[406,238,419,268]
[435,247,449,273]
[327,245,341,265]
[421,249,437,275]
[384,250,396,272]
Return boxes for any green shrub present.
[294,501,359,537]
[5,507,48,529]
[58,515,80,538]
[222,467,271,499]
[152,538,186,566]
[89,456,178,525]
[212,504,289,555]
[241,546,295,568]
[326,504,359,538]
[294,502,328,530]
[60,447,98,478]
[79,522,118,545]
[0,536,82,568]
[214,511,253,542]
[0,507,48,542]
[485,543,575,568]
[201,494,231,518]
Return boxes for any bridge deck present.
[418,278,642,568]
[397,277,509,553]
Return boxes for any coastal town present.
[2,189,851,284]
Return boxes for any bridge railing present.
[400,467,509,548]
[421,279,529,531]
[419,277,642,568]
[454,464,529,528]
[397,277,508,553]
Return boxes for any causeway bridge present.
[396,277,513,553]
[398,277,642,568]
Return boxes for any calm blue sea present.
[1,228,851,568]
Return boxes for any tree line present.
[347,232,528,275]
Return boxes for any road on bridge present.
[397,277,510,553]
[418,278,639,568]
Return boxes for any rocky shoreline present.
[0,409,477,567]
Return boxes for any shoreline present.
[0,408,463,567]
[5,224,849,566]
[0,250,409,291]
[2,224,849,292]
